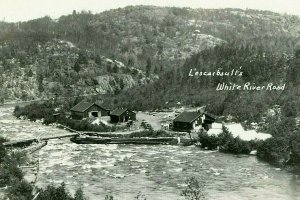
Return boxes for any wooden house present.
[173,111,203,131]
[110,108,136,123]
[70,101,110,120]
[173,111,216,131]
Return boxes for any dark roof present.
[110,108,134,116]
[173,111,202,123]
[70,102,92,112]
[70,102,109,112]
[94,102,110,111]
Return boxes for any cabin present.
[173,111,216,132]
[173,111,203,131]
[110,108,136,123]
[70,101,110,120]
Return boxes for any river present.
[1,106,300,200]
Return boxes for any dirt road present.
[136,112,162,130]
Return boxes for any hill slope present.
[0,39,154,102]
[0,6,300,103]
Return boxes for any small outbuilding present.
[110,108,136,123]
[70,101,110,120]
[202,112,216,131]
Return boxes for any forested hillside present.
[0,39,155,102]
[0,5,299,107]
[104,43,300,121]
[1,6,299,66]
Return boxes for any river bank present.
[1,105,300,199]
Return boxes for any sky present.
[0,0,299,22]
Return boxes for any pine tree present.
[146,58,152,76]
[153,65,159,74]
[74,188,85,200]
[27,69,33,77]
[287,47,300,85]
[95,54,102,65]
[77,52,88,64]
[74,61,81,73]
[112,64,119,73]
[127,57,134,67]
[37,74,44,93]
[106,63,112,73]
[160,64,164,73]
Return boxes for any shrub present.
[14,102,55,122]
[181,177,206,200]
[198,130,219,149]
[134,192,147,200]
[282,102,297,117]
[128,130,172,138]
[256,116,299,168]
[6,179,33,200]
[256,131,300,167]
[0,155,24,187]
[36,183,87,200]
[220,136,252,154]
[59,119,112,132]
[36,183,72,200]
[74,188,87,200]
[257,137,290,167]
[197,126,254,154]
[0,136,7,163]
[218,127,252,154]
[105,195,114,200]
[259,116,296,138]
[13,105,21,118]
[290,131,300,166]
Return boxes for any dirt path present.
[136,112,162,130]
